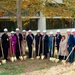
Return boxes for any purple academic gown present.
[9,36,17,54]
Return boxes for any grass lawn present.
[0,59,61,75]
[0,50,75,75]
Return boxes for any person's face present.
[62,37,65,41]
[57,32,60,34]
[43,32,46,35]
[29,32,32,34]
[72,32,75,35]
[50,34,53,36]
[37,32,40,34]
[22,32,26,35]
[16,30,19,33]
[4,31,7,34]
[11,33,14,36]
[67,32,70,36]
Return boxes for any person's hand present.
[66,45,69,48]
[55,44,57,47]
[12,43,13,45]
[72,46,75,50]
[7,38,9,41]
[9,37,11,40]
[42,37,44,41]
[18,36,19,39]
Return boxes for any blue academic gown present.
[48,36,55,57]
[67,34,74,63]
[73,35,75,52]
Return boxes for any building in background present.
[0,0,75,34]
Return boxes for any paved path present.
[20,63,75,75]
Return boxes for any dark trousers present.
[36,45,39,56]
[59,55,67,60]
[36,45,42,56]
[3,47,8,59]
[15,45,20,59]
[44,46,49,58]
[56,45,59,52]
[68,48,74,63]
[28,45,32,58]
[0,47,2,57]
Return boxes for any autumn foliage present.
[0,0,75,17]
[0,0,75,24]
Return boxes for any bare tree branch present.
[0,5,16,16]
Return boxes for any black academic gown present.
[55,34,62,51]
[1,33,9,59]
[0,46,2,57]
[42,34,49,58]
[35,34,42,56]
[26,34,34,58]
[14,33,22,59]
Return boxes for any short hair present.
[62,35,65,39]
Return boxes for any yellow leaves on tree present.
[0,0,75,18]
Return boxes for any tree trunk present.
[16,0,22,32]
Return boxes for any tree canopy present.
[0,0,75,17]
[0,0,75,30]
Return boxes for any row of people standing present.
[0,28,58,60]
[1,28,75,63]
[1,28,35,60]
[1,28,22,60]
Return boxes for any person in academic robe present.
[35,30,42,57]
[0,37,2,57]
[14,28,22,59]
[21,30,27,56]
[48,31,55,57]
[71,29,75,61]
[72,29,75,51]
[0,44,2,57]
[59,35,68,60]
[55,30,62,52]
[67,29,75,63]
[42,30,49,58]
[26,30,34,58]
[1,28,9,60]
[9,31,17,57]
